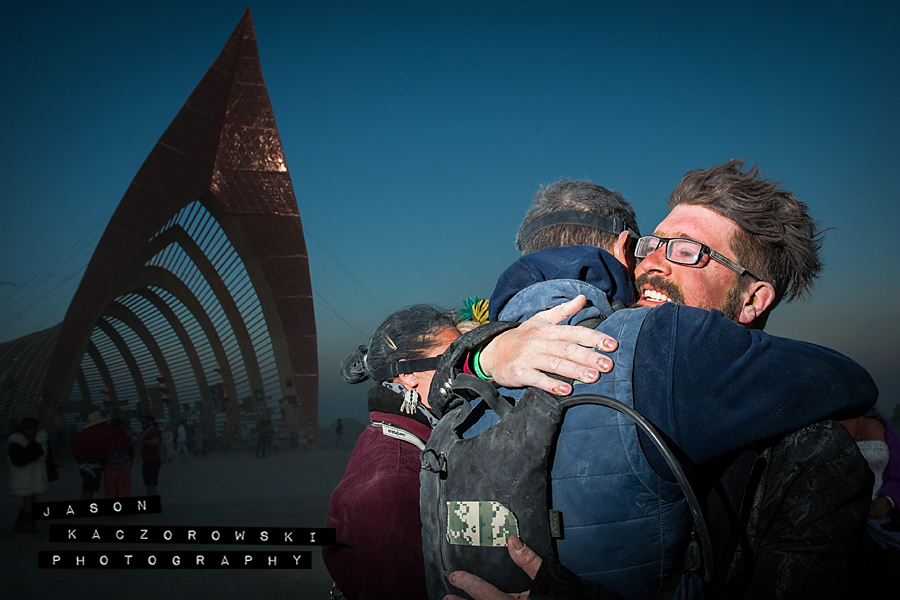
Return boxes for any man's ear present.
[738,280,776,328]
[613,231,637,275]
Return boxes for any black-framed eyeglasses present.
[635,235,761,280]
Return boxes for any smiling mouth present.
[641,288,673,303]
[633,273,686,306]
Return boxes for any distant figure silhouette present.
[175,421,190,459]
[256,419,269,458]
[335,419,344,448]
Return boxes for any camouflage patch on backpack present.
[446,501,518,547]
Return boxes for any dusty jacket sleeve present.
[722,422,871,599]
[634,303,877,472]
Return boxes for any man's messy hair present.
[669,159,822,307]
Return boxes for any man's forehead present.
[653,205,739,247]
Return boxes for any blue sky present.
[1,1,898,425]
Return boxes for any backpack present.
[420,321,712,600]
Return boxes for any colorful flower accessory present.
[458,296,489,325]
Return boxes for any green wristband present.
[472,347,494,381]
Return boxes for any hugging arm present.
[634,303,878,470]
[428,295,619,416]
[477,295,618,396]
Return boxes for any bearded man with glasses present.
[432,164,875,600]
[626,163,874,598]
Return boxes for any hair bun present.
[341,345,370,384]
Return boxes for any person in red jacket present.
[71,412,131,501]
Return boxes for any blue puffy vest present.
[549,306,690,598]
[421,282,692,599]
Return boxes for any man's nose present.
[636,244,670,276]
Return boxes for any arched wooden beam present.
[84,340,119,417]
[103,302,178,422]
[132,288,213,415]
[125,225,264,396]
[74,366,93,415]
[117,266,244,418]
[95,318,151,413]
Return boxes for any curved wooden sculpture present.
[33,10,318,446]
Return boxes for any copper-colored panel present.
[212,173,298,215]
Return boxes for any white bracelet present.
[884,495,896,510]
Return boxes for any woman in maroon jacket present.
[323,305,460,600]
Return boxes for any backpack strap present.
[429,320,519,417]
[452,373,514,418]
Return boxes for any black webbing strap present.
[371,356,442,381]
[452,374,513,418]
[519,210,633,246]
[575,316,605,330]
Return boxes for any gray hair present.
[341,305,457,384]
[669,160,822,307]
[517,179,639,254]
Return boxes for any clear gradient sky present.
[2,1,898,425]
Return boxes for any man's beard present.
[633,273,743,322]
[718,284,744,322]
